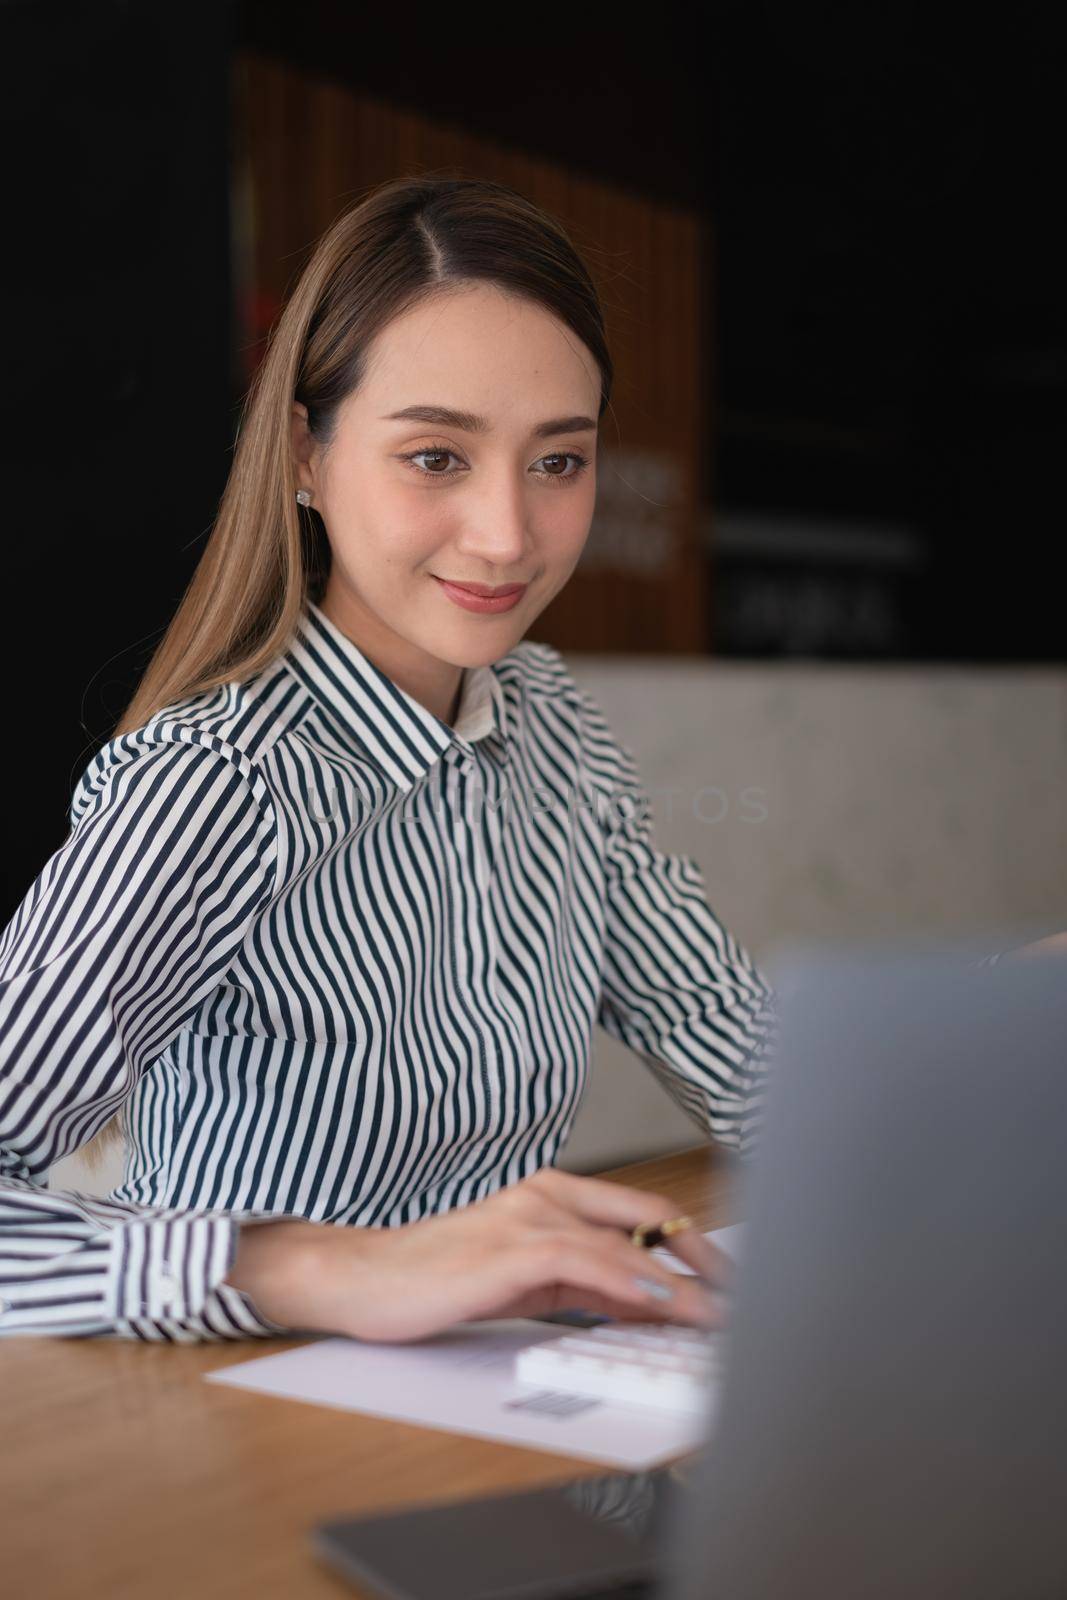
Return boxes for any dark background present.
[2,0,1064,923]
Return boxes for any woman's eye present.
[397,446,590,486]
[402,447,462,476]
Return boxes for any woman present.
[0,176,781,1344]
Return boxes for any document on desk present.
[205,1224,743,1471]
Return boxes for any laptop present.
[312,934,1067,1599]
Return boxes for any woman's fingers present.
[525,1236,727,1329]
[652,1224,736,1292]
[494,1279,727,1327]
[600,1228,731,1325]
[527,1168,735,1292]
[528,1167,675,1227]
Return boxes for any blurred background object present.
[3,0,1063,1188]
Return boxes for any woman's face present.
[291,282,599,717]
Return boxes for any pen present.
[630,1214,695,1251]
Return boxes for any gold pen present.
[630,1214,695,1251]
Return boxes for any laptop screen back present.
[660,942,1067,1600]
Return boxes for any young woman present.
[0,175,778,1345]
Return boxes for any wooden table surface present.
[2,1144,739,1600]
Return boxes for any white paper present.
[205,1224,743,1471]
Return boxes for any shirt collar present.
[283,599,510,792]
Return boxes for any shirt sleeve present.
[0,729,295,1342]
[575,688,778,1157]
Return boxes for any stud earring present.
[295,488,312,506]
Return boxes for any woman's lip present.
[432,576,528,614]
[434,579,528,596]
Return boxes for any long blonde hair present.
[78,170,615,1169]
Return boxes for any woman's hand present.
[225,1166,732,1343]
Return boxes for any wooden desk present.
[2,1144,738,1600]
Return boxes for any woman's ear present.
[291,401,316,503]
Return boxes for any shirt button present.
[158,1269,180,1309]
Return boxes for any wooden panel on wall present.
[232,51,710,654]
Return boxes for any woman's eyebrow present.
[381,404,597,438]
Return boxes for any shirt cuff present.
[107,1212,294,1340]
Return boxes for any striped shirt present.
[0,599,781,1342]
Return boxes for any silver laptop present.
[660,932,1067,1600]
[313,934,1067,1599]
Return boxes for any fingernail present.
[634,1276,674,1300]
